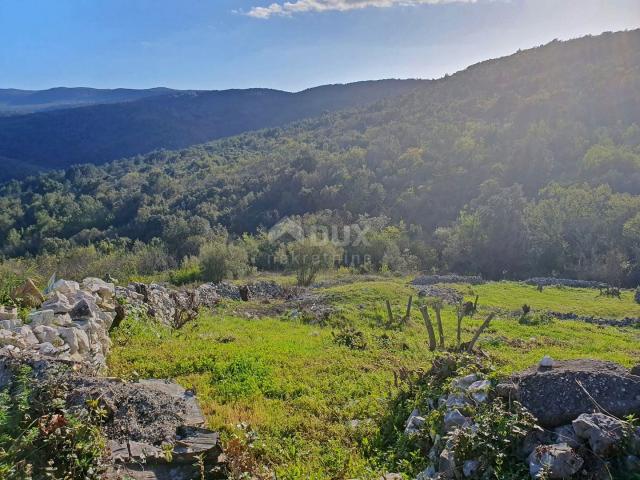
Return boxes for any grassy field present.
[108,276,640,479]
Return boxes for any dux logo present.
[268,218,305,242]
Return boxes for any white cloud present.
[246,0,478,19]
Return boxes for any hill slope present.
[1,30,640,283]
[0,80,426,178]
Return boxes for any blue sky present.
[0,0,638,91]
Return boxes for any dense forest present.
[0,80,426,178]
[1,30,640,284]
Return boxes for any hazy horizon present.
[1,0,639,92]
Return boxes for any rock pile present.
[413,285,463,305]
[549,310,640,328]
[524,277,606,289]
[0,278,116,369]
[635,287,640,304]
[401,358,640,479]
[411,275,484,286]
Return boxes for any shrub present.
[199,241,252,283]
[279,238,340,286]
[332,326,367,350]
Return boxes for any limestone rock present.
[468,379,491,403]
[0,306,18,321]
[42,292,73,313]
[528,443,583,479]
[0,330,27,349]
[444,409,469,432]
[33,325,63,346]
[404,408,426,435]
[572,413,625,456]
[506,359,640,427]
[50,279,80,296]
[0,318,22,330]
[28,309,55,327]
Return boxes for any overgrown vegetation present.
[0,365,106,479]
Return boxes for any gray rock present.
[572,413,625,456]
[33,325,63,346]
[0,306,18,321]
[42,291,73,313]
[37,342,58,355]
[528,443,583,479]
[438,449,456,479]
[463,459,480,477]
[444,393,471,410]
[50,279,80,296]
[0,319,22,330]
[553,424,581,449]
[15,326,39,346]
[505,359,640,427]
[415,466,436,480]
[0,330,27,349]
[405,408,426,435]
[468,379,491,403]
[451,374,479,392]
[444,409,469,432]
[28,309,55,327]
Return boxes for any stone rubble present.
[407,357,640,479]
[0,277,116,369]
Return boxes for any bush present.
[279,238,340,286]
[199,241,252,283]
[332,326,367,350]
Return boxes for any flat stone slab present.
[505,359,640,428]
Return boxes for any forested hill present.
[0,80,426,178]
[2,30,640,284]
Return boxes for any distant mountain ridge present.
[0,87,178,114]
[0,79,427,179]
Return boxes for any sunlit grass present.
[108,276,640,478]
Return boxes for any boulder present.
[572,413,625,456]
[444,409,469,432]
[505,359,640,427]
[553,424,581,449]
[438,449,456,479]
[528,443,583,479]
[33,325,63,346]
[468,379,491,403]
[50,279,80,296]
[0,330,27,349]
[12,279,44,308]
[451,373,479,392]
[0,306,18,321]
[0,318,22,330]
[82,277,115,299]
[42,291,73,313]
[58,327,82,354]
[28,309,55,327]
[15,326,39,346]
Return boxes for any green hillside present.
[1,30,640,284]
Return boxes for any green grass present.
[108,276,640,479]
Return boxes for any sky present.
[0,0,639,92]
